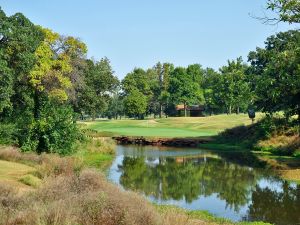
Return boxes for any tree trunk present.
[236,107,240,114]
[33,90,40,119]
[159,103,163,118]
[228,105,232,114]
[298,108,300,126]
[184,103,187,117]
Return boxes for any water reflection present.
[108,145,300,225]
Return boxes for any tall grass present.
[0,169,161,225]
[0,146,83,178]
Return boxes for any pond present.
[108,145,300,225]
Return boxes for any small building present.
[175,105,205,117]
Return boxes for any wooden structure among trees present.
[176,105,205,117]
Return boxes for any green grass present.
[201,143,250,151]
[85,114,262,138]
[156,205,271,225]
[75,150,114,168]
[74,138,116,169]
[18,174,41,188]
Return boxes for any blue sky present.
[0,0,296,78]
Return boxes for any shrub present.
[18,174,41,188]
[0,123,17,145]
[17,101,82,155]
[0,169,161,225]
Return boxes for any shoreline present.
[110,136,300,183]
[112,136,213,147]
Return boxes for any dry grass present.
[279,169,300,183]
[0,169,161,225]
[85,137,116,155]
[0,146,42,165]
[161,209,217,225]
[257,135,300,149]
[257,135,300,155]
[0,146,83,179]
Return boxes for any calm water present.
[108,145,300,225]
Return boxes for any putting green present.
[85,114,262,138]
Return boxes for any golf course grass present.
[85,114,262,138]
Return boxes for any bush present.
[0,123,17,145]
[18,174,41,188]
[0,169,161,225]
[18,101,82,155]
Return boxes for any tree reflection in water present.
[113,148,300,225]
[119,156,258,211]
[245,182,300,225]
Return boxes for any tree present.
[266,0,300,24]
[0,9,44,117]
[187,64,204,85]
[151,62,174,118]
[169,67,204,117]
[219,57,251,114]
[29,28,85,102]
[79,58,119,119]
[203,68,223,115]
[122,68,153,118]
[124,89,147,119]
[106,92,124,120]
[0,8,90,154]
[248,30,300,121]
[122,68,151,96]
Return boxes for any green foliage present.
[217,57,252,114]
[19,101,80,154]
[0,123,17,145]
[18,174,41,188]
[78,58,119,119]
[248,30,300,120]
[124,89,148,118]
[122,68,152,95]
[267,0,300,24]
[218,115,299,156]
[0,8,44,114]
[169,67,204,116]
[0,8,118,154]
[106,93,124,119]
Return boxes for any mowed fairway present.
[86,114,262,138]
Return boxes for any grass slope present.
[86,114,260,138]
[0,160,37,189]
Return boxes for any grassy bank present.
[84,114,261,138]
[157,205,271,225]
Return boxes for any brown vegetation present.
[0,146,83,179]
[257,135,300,155]
[0,169,161,225]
